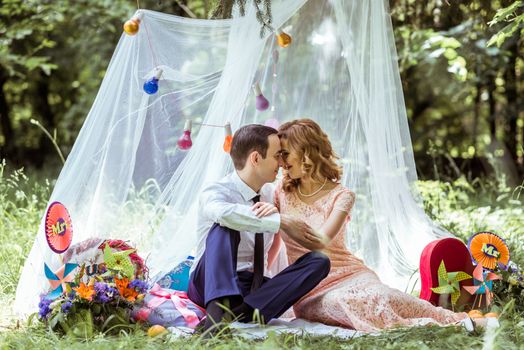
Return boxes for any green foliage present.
[391,0,523,183]
[210,0,273,36]
[0,160,52,298]
[0,0,60,77]
[487,1,524,47]
[0,0,135,164]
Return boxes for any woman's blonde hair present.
[278,119,342,192]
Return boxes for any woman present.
[267,119,467,332]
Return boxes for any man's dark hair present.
[230,124,278,170]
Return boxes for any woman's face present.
[280,138,303,179]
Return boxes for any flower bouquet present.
[37,241,149,336]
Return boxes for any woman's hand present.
[252,201,279,218]
[279,214,326,250]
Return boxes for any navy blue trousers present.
[187,223,330,322]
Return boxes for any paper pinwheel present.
[430,261,472,307]
[468,231,510,270]
[45,202,73,254]
[44,262,79,300]
[103,243,136,278]
[463,264,501,307]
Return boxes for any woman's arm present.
[315,190,355,245]
[267,232,283,269]
[315,210,349,245]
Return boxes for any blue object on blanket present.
[158,256,194,292]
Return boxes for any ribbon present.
[141,284,204,328]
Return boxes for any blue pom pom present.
[143,77,159,94]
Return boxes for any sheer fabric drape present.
[15,0,449,315]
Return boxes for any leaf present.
[487,22,521,47]
[49,313,60,329]
[489,1,524,26]
[92,303,101,315]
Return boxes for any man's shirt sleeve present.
[200,183,280,234]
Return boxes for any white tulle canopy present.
[15,0,450,315]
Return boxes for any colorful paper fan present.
[45,201,73,253]
[468,231,510,270]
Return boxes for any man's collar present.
[231,171,258,201]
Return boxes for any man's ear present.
[248,151,259,166]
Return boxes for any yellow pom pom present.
[124,18,140,36]
[147,325,168,337]
[484,312,499,318]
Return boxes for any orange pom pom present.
[223,135,233,153]
[276,31,292,48]
[468,309,484,318]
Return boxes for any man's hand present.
[279,214,325,250]
[251,201,278,218]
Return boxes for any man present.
[187,124,330,333]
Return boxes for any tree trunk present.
[32,71,55,167]
[473,82,482,155]
[0,66,15,160]
[504,40,519,178]
[487,77,496,137]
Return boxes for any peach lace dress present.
[274,182,467,332]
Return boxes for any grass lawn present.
[1,164,523,349]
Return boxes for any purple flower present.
[497,262,508,271]
[38,296,52,320]
[94,282,117,303]
[94,282,108,294]
[107,286,118,295]
[129,279,149,293]
[67,291,76,300]
[61,301,72,314]
[97,294,111,303]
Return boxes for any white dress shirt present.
[191,171,281,275]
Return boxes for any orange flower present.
[121,286,139,302]
[115,276,129,290]
[74,282,95,301]
[115,276,139,302]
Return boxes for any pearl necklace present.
[298,178,328,197]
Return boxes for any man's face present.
[279,138,302,180]
[256,134,282,183]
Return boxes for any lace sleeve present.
[333,188,356,214]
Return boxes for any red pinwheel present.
[45,202,73,253]
[463,264,502,307]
